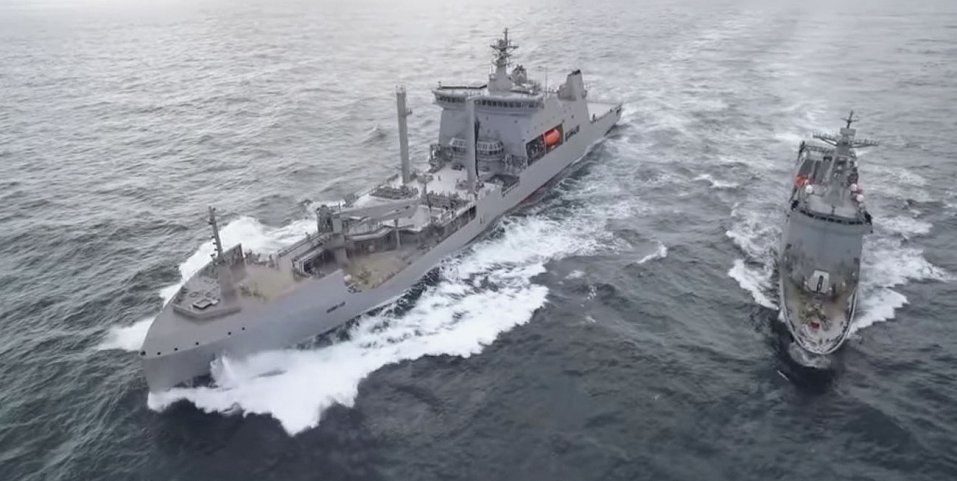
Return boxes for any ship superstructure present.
[141,30,623,391]
[778,112,876,357]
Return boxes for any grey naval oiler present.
[141,30,623,392]
[779,112,876,360]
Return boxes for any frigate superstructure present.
[141,30,623,392]
[778,112,876,359]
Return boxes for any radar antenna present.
[843,110,857,129]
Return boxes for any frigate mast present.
[810,111,879,200]
[813,111,879,152]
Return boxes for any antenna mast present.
[843,110,856,129]
[208,206,224,261]
[489,28,518,92]
[813,110,879,150]
[491,28,518,68]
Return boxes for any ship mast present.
[813,110,879,152]
[396,86,413,184]
[208,206,224,262]
[207,206,236,299]
[843,110,856,129]
[809,111,879,203]
[489,28,517,92]
[465,98,477,192]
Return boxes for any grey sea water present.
[1,0,956,479]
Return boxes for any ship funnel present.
[396,86,413,184]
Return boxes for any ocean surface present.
[2,0,956,479]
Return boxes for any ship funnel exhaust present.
[396,86,413,184]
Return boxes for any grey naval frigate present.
[778,112,877,360]
[141,30,623,392]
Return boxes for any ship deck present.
[782,279,853,353]
[239,262,301,301]
[355,163,494,204]
[588,101,619,120]
[804,194,860,220]
[146,261,298,340]
[345,245,421,289]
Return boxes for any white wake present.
[637,242,669,265]
[693,173,740,190]
[851,235,952,333]
[96,318,153,351]
[725,204,779,310]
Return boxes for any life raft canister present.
[544,128,561,147]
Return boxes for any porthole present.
[195,342,200,346]
[228,331,232,336]
[174,348,178,351]
[140,351,145,356]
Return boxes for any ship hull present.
[143,108,621,392]
[777,202,867,358]
[775,116,875,361]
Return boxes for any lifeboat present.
[544,128,562,148]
